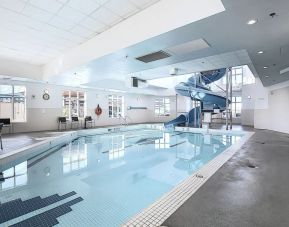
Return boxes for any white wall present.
[241,78,268,126]
[254,86,289,134]
[0,80,176,133]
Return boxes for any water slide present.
[164,68,229,128]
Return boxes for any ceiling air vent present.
[135,51,171,63]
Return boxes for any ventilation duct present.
[135,51,171,63]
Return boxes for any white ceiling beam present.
[0,58,43,80]
[43,0,225,80]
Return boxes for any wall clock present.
[43,93,50,100]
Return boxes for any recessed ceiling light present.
[247,19,258,25]
[265,75,269,78]
[263,66,268,69]
[257,51,264,54]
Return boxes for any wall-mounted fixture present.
[127,106,147,110]
[43,89,50,100]
[169,68,178,75]
[131,77,147,88]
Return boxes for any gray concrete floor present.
[164,129,289,227]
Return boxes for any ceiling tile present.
[93,0,109,5]
[56,0,68,3]
[56,5,86,23]
[29,0,64,14]
[104,0,138,18]
[81,17,107,32]
[0,0,26,12]
[0,0,161,65]
[129,0,159,9]
[68,0,100,15]
[91,7,122,26]
[70,25,95,38]
[22,4,53,23]
[49,16,76,30]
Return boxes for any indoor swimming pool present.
[0,127,241,226]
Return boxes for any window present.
[0,85,26,122]
[222,67,243,86]
[62,91,86,119]
[155,98,170,116]
[108,95,124,118]
[231,96,242,117]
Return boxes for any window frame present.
[231,96,242,117]
[0,84,26,122]
[222,66,243,86]
[155,97,170,117]
[62,90,86,120]
[108,95,124,118]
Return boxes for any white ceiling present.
[0,0,288,88]
[0,0,160,65]
[53,0,289,87]
[134,50,254,80]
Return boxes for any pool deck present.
[164,129,289,227]
[0,131,68,156]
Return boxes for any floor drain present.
[196,174,204,178]
[247,163,258,168]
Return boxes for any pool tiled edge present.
[122,131,254,227]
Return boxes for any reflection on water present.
[173,133,240,172]
[109,135,125,160]
[63,140,87,174]
[155,133,170,149]
[0,161,27,190]
[0,132,241,192]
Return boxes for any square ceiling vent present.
[166,38,210,55]
[135,50,171,63]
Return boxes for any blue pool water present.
[0,128,241,226]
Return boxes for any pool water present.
[0,128,241,226]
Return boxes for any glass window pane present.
[62,91,86,118]
[71,100,78,117]
[13,96,26,122]
[236,97,242,102]
[78,92,85,99]
[0,85,13,119]
[236,68,242,74]
[70,91,77,98]
[63,91,70,98]
[236,75,242,83]
[0,85,12,95]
